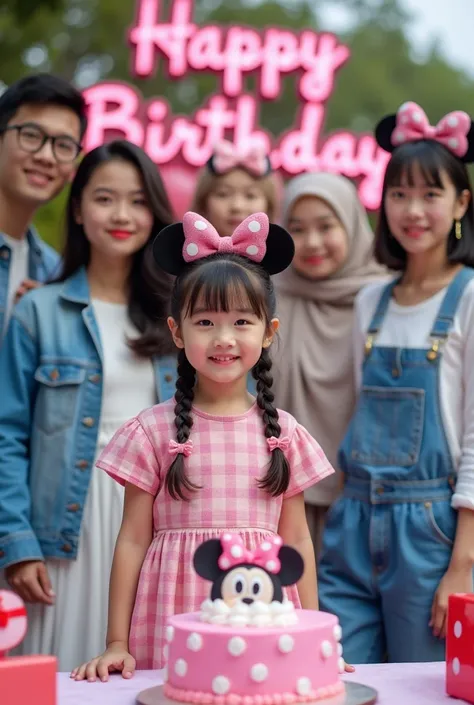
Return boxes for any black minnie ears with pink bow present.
[375,101,474,163]
[153,212,295,276]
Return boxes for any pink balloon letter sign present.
[83,0,389,212]
[0,590,56,705]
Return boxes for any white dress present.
[16,299,156,671]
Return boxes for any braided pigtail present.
[253,348,290,496]
[166,348,201,500]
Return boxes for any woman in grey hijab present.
[273,172,386,556]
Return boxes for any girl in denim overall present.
[318,102,474,664]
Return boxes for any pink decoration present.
[81,0,390,211]
[218,534,283,573]
[169,439,194,457]
[129,0,349,102]
[212,141,268,176]
[182,212,269,265]
[267,437,290,453]
[0,591,27,655]
[391,102,471,157]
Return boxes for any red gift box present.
[446,593,474,703]
[0,655,56,705]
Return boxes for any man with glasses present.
[0,73,87,338]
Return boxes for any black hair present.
[375,140,474,270]
[167,253,290,501]
[56,139,175,358]
[0,73,87,139]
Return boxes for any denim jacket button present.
[376,487,384,495]
[61,543,73,553]
[0,249,9,260]
[88,374,101,384]
[164,373,173,383]
[50,368,60,381]
[0,550,4,558]
[67,503,80,512]
[76,459,89,470]
[82,417,95,428]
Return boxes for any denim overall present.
[318,267,474,664]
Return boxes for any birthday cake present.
[163,534,345,704]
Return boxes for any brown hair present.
[190,168,279,222]
[166,253,290,501]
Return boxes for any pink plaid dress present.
[96,399,333,669]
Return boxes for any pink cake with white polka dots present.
[163,609,345,704]
[162,535,345,704]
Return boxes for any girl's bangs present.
[183,260,267,320]
[385,142,446,189]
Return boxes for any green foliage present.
[1,0,473,249]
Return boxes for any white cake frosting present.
[199,598,298,627]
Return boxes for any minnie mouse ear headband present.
[375,101,474,163]
[153,212,295,276]
[206,140,272,178]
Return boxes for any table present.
[57,662,457,705]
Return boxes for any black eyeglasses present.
[1,122,81,163]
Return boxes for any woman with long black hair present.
[0,140,176,670]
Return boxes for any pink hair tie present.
[267,436,290,452]
[169,439,193,457]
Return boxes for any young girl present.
[318,102,474,664]
[272,173,385,556]
[72,210,334,681]
[0,140,176,670]
[190,141,279,234]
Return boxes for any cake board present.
[136,682,378,705]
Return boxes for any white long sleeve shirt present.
[354,279,474,510]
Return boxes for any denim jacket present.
[0,227,61,337]
[0,267,177,569]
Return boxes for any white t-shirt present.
[2,233,29,334]
[354,278,474,510]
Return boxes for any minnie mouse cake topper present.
[375,101,474,163]
[193,533,304,613]
[152,211,295,276]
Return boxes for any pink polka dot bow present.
[211,140,269,177]
[182,212,269,265]
[391,101,471,157]
[218,533,283,574]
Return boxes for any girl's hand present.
[429,563,473,639]
[344,661,355,673]
[71,642,136,682]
